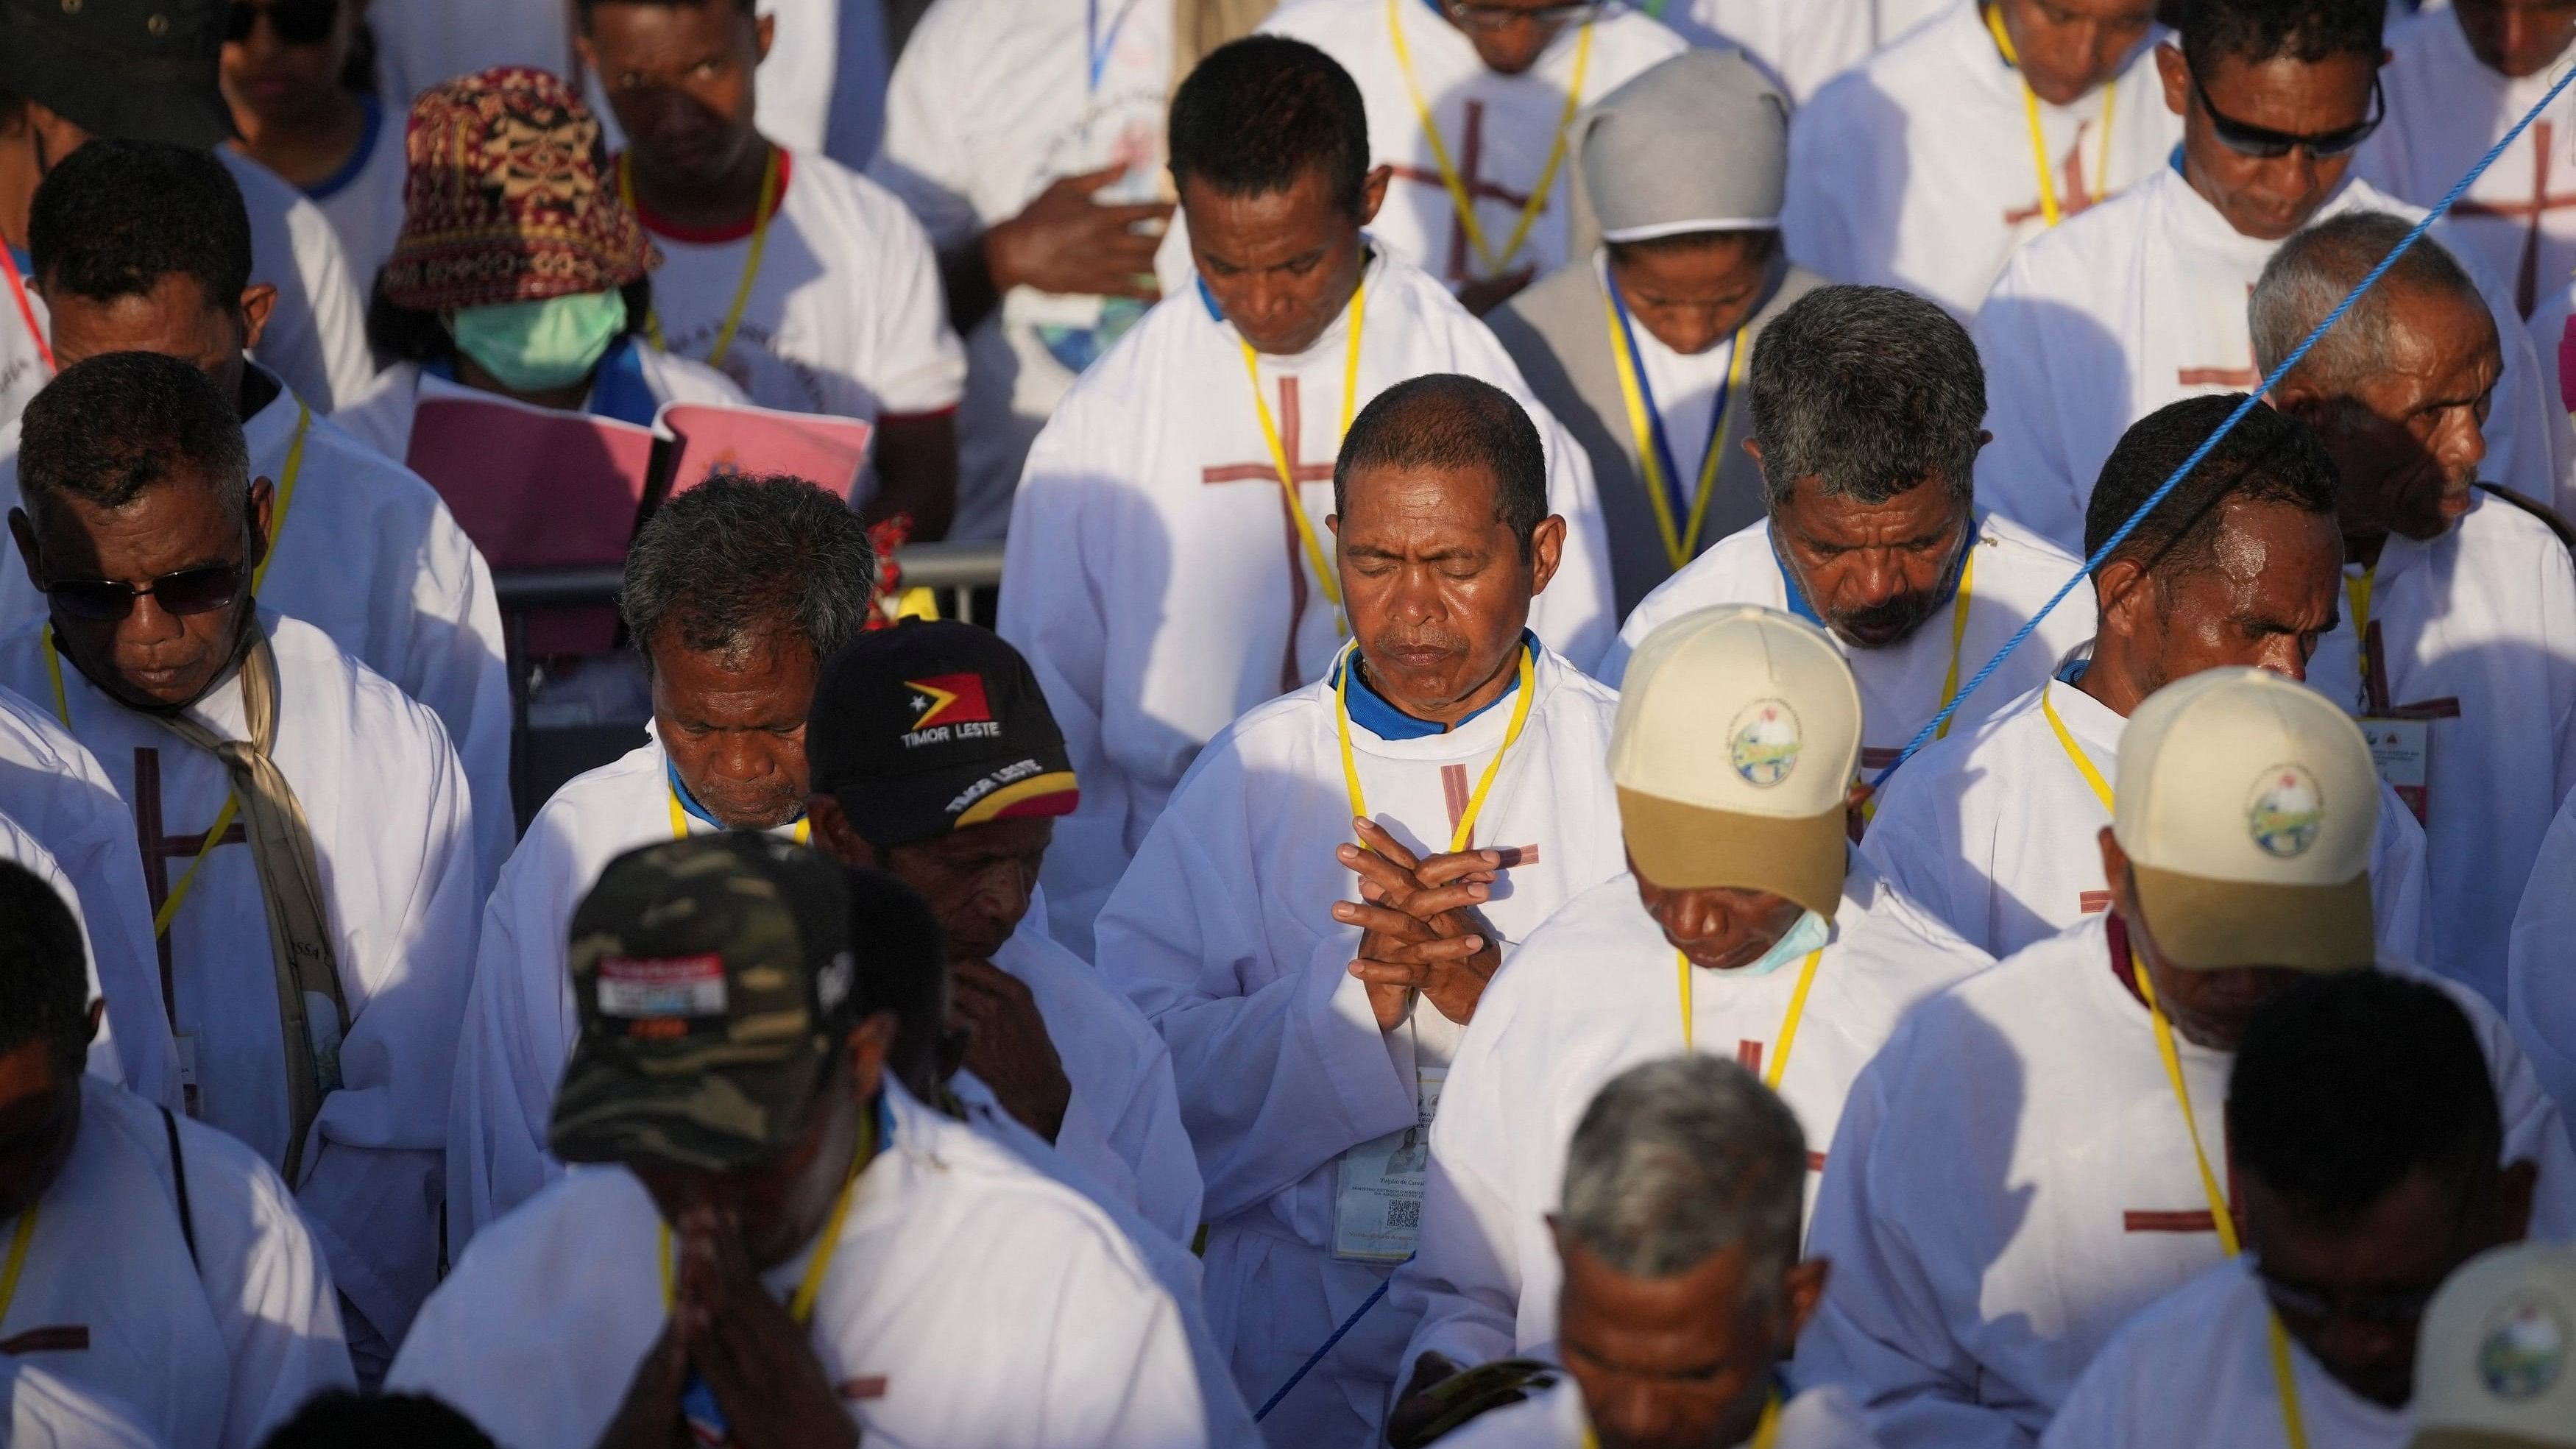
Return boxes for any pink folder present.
[653,402,873,503]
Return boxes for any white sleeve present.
[182,1123,359,1449]
[1527,415,1617,671]
[863,0,989,247]
[860,178,970,416]
[2034,1338,2138,1449]
[1061,1024,1207,1252]
[1968,258,2090,553]
[40,793,180,1109]
[6,1360,169,1449]
[2446,979,2576,1241]
[2512,796,2576,1118]
[445,846,583,1254]
[387,494,514,889]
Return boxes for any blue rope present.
[1253,1261,1402,1420]
[1870,62,2576,792]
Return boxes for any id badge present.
[176,1032,202,1119]
[1332,1066,1446,1262]
[2360,717,2431,823]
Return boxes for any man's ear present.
[804,793,878,870]
[244,478,275,575]
[845,1009,900,1105]
[9,507,44,595]
[2092,556,2154,634]
[1781,1255,1831,1345]
[1359,164,1393,227]
[2154,41,2190,118]
[237,283,278,355]
[754,11,776,63]
[1526,514,1566,597]
[82,998,102,1046]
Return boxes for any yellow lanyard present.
[0,1205,36,1331]
[1585,1390,1779,1449]
[1602,289,1744,572]
[1677,946,1824,1092]
[621,147,782,371]
[1389,0,1592,280]
[2129,946,2310,1446]
[2345,567,2375,688]
[659,1105,874,1325]
[668,788,811,845]
[1933,548,1978,740]
[257,403,311,597]
[1334,642,1535,854]
[43,628,241,941]
[2040,681,2116,813]
[1984,3,2116,229]
[1239,279,1367,637]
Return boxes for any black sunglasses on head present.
[42,562,248,623]
[225,0,340,46]
[2190,69,2385,160]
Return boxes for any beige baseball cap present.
[2410,1241,2576,1448]
[1610,606,1858,921]
[2112,667,2376,972]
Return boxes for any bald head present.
[2251,213,2494,395]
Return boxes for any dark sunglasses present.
[2190,70,2385,160]
[2254,1262,2440,1328]
[43,562,247,623]
[225,0,340,46]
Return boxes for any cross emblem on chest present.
[1203,375,1336,696]
[1387,100,1538,285]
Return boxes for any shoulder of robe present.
[82,1076,300,1249]
[1976,509,2087,574]
[500,740,663,868]
[0,676,101,777]
[302,413,455,525]
[265,611,457,759]
[882,1091,1171,1287]
[2462,486,2576,575]
[1988,180,2159,300]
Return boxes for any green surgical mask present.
[449,290,629,394]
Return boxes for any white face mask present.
[1733,907,1830,977]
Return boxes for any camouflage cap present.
[550,832,859,1173]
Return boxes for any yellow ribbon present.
[622,146,782,371]
[1985,2,2117,230]
[1389,0,1592,280]
[2346,567,2375,689]
[1334,642,1536,854]
[668,787,811,845]
[0,1205,36,1332]
[659,1103,874,1325]
[1585,1389,1779,1449]
[1677,946,1823,1093]
[1239,277,1367,637]
[254,403,310,597]
[1934,548,1978,741]
[1602,288,1745,573]
[2041,681,2116,813]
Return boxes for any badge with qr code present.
[1333,1067,1446,1262]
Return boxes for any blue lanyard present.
[1089,0,1145,92]
[1607,277,1733,528]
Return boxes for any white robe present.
[0,372,515,883]
[216,152,378,417]
[2363,7,2576,326]
[445,734,1205,1252]
[0,809,171,1108]
[1440,1378,1883,1449]
[1000,247,1616,957]
[1256,0,1687,290]
[2039,1259,2411,1449]
[0,684,178,1105]
[0,612,481,1347]
[868,0,1173,540]
[629,149,966,428]
[1789,912,2576,1449]
[1973,166,2567,546]
[0,1077,354,1449]
[4,1361,163,1449]
[1602,513,2096,759]
[328,345,749,463]
[1783,1,2179,319]
[1861,677,2433,964]
[1660,0,1880,102]
[0,259,48,427]
[2510,790,2576,1116]
[1390,866,1992,1379]
[392,1079,1217,1449]
[2300,492,2576,1005]
[1092,644,1630,1443]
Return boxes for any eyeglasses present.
[225,0,340,46]
[42,562,248,623]
[1440,0,1604,32]
[2254,1260,2441,1328]
[2190,70,2385,160]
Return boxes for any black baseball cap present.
[0,0,235,149]
[806,620,1080,851]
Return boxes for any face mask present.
[448,289,629,393]
[1734,907,1831,977]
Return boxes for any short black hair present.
[257,1392,498,1449]
[620,473,877,676]
[573,0,756,22]
[2230,972,2499,1227]
[2083,394,2339,575]
[18,352,252,530]
[0,860,91,1078]
[1169,35,1370,220]
[28,140,253,308]
[1334,373,1549,558]
[2179,0,2382,71]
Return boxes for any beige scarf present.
[156,628,348,1183]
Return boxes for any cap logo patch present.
[817,952,854,1016]
[597,954,728,1021]
[2246,764,2324,858]
[905,673,999,747]
[2478,1293,2570,1400]
[1728,699,1802,787]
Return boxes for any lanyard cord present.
[1602,277,1745,572]
[2041,681,2116,812]
[2345,567,2376,693]
[0,1204,36,1331]
[1,245,53,375]
[622,147,781,372]
[668,787,811,845]
[1677,946,1824,1092]
[1334,642,1536,854]
[659,1105,875,1325]
[1239,279,1367,637]
[1389,0,1593,280]
[1087,0,1145,91]
[1985,2,2116,228]
[256,403,311,597]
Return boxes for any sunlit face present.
[647,626,816,829]
[2158,43,2383,241]
[1442,0,1582,76]
[2284,282,2498,547]
[2454,0,2576,79]
[1995,0,2158,107]
[2095,497,2343,696]
[1553,1230,1825,1449]
[41,272,258,411]
[1180,165,1385,357]
[1330,461,1562,717]
[1604,233,1775,358]
[581,0,769,188]
[1767,473,1975,651]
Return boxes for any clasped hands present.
[1334,818,1507,1030]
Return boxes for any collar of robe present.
[1331,629,1535,740]
[665,754,807,830]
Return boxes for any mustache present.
[1826,589,1939,637]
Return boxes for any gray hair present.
[1747,283,1985,509]
[2251,212,2493,393]
[1558,1055,1807,1295]
[620,473,877,674]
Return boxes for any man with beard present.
[445,472,877,1250]
[1602,286,2093,784]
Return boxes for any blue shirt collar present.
[664,754,804,829]
[5,244,29,278]
[1333,632,1536,741]
[303,93,383,203]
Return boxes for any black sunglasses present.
[43,562,248,623]
[225,0,340,46]
[2190,69,2385,160]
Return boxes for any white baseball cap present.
[2112,667,2377,972]
[1610,606,1858,920]
[2410,1241,2576,1449]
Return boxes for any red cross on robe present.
[2453,119,2576,319]
[2002,119,2107,228]
[129,745,247,1017]
[1387,99,1537,286]
[1203,375,1335,695]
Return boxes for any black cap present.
[0,0,234,149]
[806,620,1080,851]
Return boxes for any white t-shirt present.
[218,150,378,416]
[294,95,409,307]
